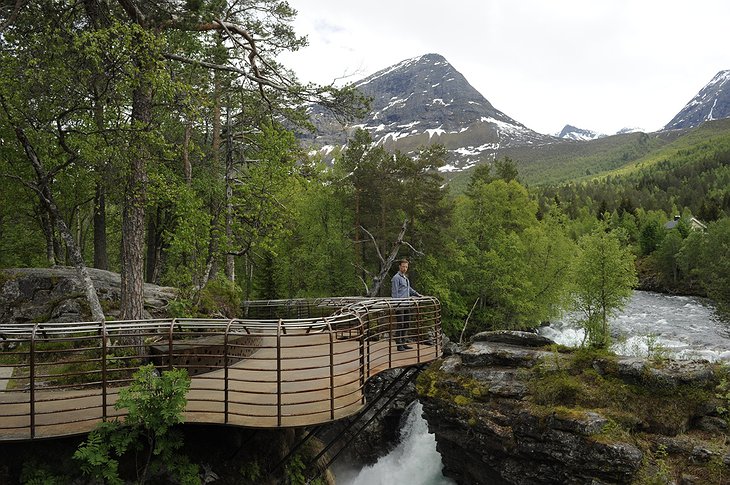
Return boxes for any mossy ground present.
[418,348,730,484]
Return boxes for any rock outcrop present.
[0,267,176,325]
[418,332,729,484]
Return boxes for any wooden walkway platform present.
[0,297,442,441]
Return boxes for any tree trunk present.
[203,222,219,286]
[50,209,62,265]
[183,120,192,185]
[224,104,235,281]
[56,210,105,321]
[354,189,364,287]
[120,81,150,321]
[145,209,158,284]
[93,183,108,270]
[40,209,56,266]
[366,219,410,297]
[87,0,110,271]
[6,116,104,321]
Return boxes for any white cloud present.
[281,0,730,135]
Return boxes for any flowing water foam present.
[336,401,455,485]
[539,290,730,361]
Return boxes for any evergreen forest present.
[2,1,729,344]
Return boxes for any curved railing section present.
[0,296,441,440]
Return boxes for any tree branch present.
[401,240,425,256]
[115,0,146,25]
[0,0,26,33]
[359,225,384,264]
[162,52,285,90]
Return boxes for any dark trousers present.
[395,309,409,345]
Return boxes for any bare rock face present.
[0,267,177,325]
[417,331,727,485]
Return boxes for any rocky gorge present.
[416,331,730,485]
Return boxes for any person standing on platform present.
[391,259,421,351]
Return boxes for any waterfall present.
[335,401,455,485]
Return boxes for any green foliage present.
[638,216,666,256]
[266,165,360,298]
[649,229,684,286]
[528,350,717,436]
[74,364,199,485]
[239,460,262,482]
[445,177,575,336]
[715,373,730,423]
[632,445,674,485]
[283,454,325,485]
[19,461,68,485]
[450,130,668,190]
[199,275,243,317]
[529,371,583,406]
[572,225,637,347]
[694,219,730,313]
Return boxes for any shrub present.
[74,364,200,484]
[198,276,243,318]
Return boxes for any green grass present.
[527,349,720,436]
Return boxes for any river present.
[539,290,730,361]
[337,290,730,484]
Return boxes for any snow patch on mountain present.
[557,124,603,141]
[665,70,730,130]
[615,127,644,135]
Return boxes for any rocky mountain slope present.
[665,70,730,130]
[303,55,730,185]
[304,53,555,173]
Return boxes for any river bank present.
[417,330,730,484]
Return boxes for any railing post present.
[30,323,37,439]
[415,298,422,361]
[434,298,441,357]
[167,319,176,372]
[224,318,234,424]
[276,318,282,427]
[357,308,366,403]
[386,300,394,369]
[329,326,335,420]
[101,320,108,421]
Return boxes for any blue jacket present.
[391,272,421,298]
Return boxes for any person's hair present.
[398,258,409,265]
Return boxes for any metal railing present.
[0,296,442,441]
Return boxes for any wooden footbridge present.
[0,297,442,441]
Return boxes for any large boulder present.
[0,267,177,325]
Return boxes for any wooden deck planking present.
[0,331,438,440]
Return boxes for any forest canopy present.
[1,1,729,340]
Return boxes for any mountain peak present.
[664,70,730,130]
[303,53,553,174]
[557,124,602,141]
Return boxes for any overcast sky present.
[279,0,730,136]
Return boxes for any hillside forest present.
[1,1,729,343]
